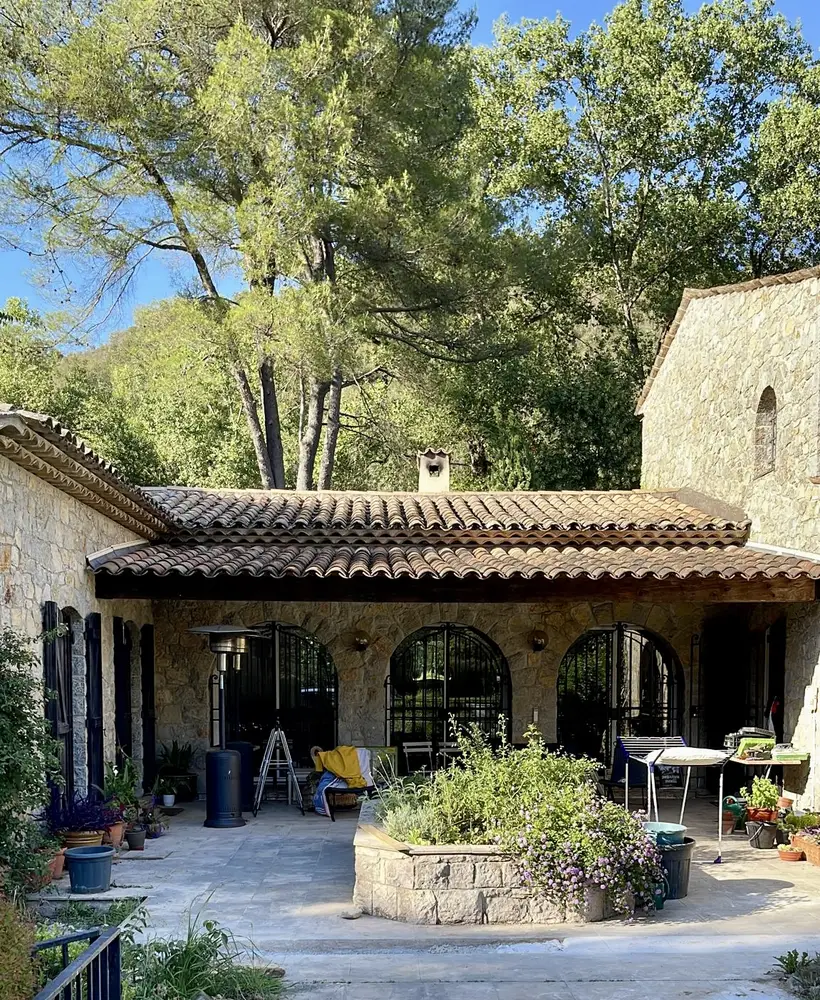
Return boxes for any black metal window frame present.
[212,622,338,768]
[557,623,684,763]
[385,623,512,748]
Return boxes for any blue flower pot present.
[64,845,115,894]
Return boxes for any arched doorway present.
[223,623,338,768]
[557,624,684,763]
[387,624,511,748]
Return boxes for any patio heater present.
[189,625,255,829]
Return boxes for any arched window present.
[223,623,337,768]
[387,624,511,747]
[755,386,777,477]
[557,624,684,763]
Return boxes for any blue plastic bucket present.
[65,845,115,894]
[643,822,687,846]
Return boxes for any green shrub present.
[0,627,63,898]
[0,819,60,898]
[377,722,662,914]
[0,897,35,1000]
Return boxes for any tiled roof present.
[88,540,820,581]
[637,265,820,413]
[141,486,747,540]
[0,406,172,537]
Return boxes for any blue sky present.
[1,0,819,338]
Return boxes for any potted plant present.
[155,777,176,808]
[740,776,780,823]
[157,740,198,802]
[46,794,120,848]
[123,804,146,851]
[101,754,139,846]
[143,806,168,839]
[778,842,804,862]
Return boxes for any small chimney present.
[417,449,450,492]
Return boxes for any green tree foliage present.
[3,0,820,492]
[0,0,515,490]
[476,0,816,369]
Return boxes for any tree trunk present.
[232,363,275,488]
[259,357,286,489]
[296,378,329,490]
[317,367,343,490]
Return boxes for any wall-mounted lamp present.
[528,630,548,652]
[352,630,371,652]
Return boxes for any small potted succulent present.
[46,794,120,848]
[741,776,780,823]
[778,842,804,862]
[143,806,168,839]
[123,804,147,851]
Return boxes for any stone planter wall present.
[353,801,617,925]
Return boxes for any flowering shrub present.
[377,723,661,915]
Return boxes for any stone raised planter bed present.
[353,800,627,925]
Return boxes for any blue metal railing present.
[33,926,122,1000]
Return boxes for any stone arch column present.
[62,608,88,797]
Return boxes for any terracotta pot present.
[746,807,778,823]
[722,813,736,835]
[779,848,804,862]
[47,848,66,880]
[62,830,104,848]
[778,796,794,811]
[103,821,126,848]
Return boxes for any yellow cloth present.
[316,746,365,788]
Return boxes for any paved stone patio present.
[41,796,820,998]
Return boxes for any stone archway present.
[387,623,512,747]
[556,623,685,762]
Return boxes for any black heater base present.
[204,748,246,828]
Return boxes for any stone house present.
[1,265,820,807]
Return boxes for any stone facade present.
[0,452,152,771]
[152,597,702,777]
[640,276,820,808]
[640,278,820,553]
[352,801,616,924]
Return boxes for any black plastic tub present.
[659,837,696,899]
[746,821,777,850]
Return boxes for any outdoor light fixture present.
[352,630,371,652]
[529,630,548,652]
[189,625,260,829]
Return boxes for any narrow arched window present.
[754,387,777,477]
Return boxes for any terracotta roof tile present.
[141,486,748,539]
[87,540,820,581]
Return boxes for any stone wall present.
[640,278,820,553]
[640,277,820,806]
[352,801,615,924]
[783,603,820,811]
[152,598,701,775]
[0,453,153,769]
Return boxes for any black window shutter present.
[85,613,105,797]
